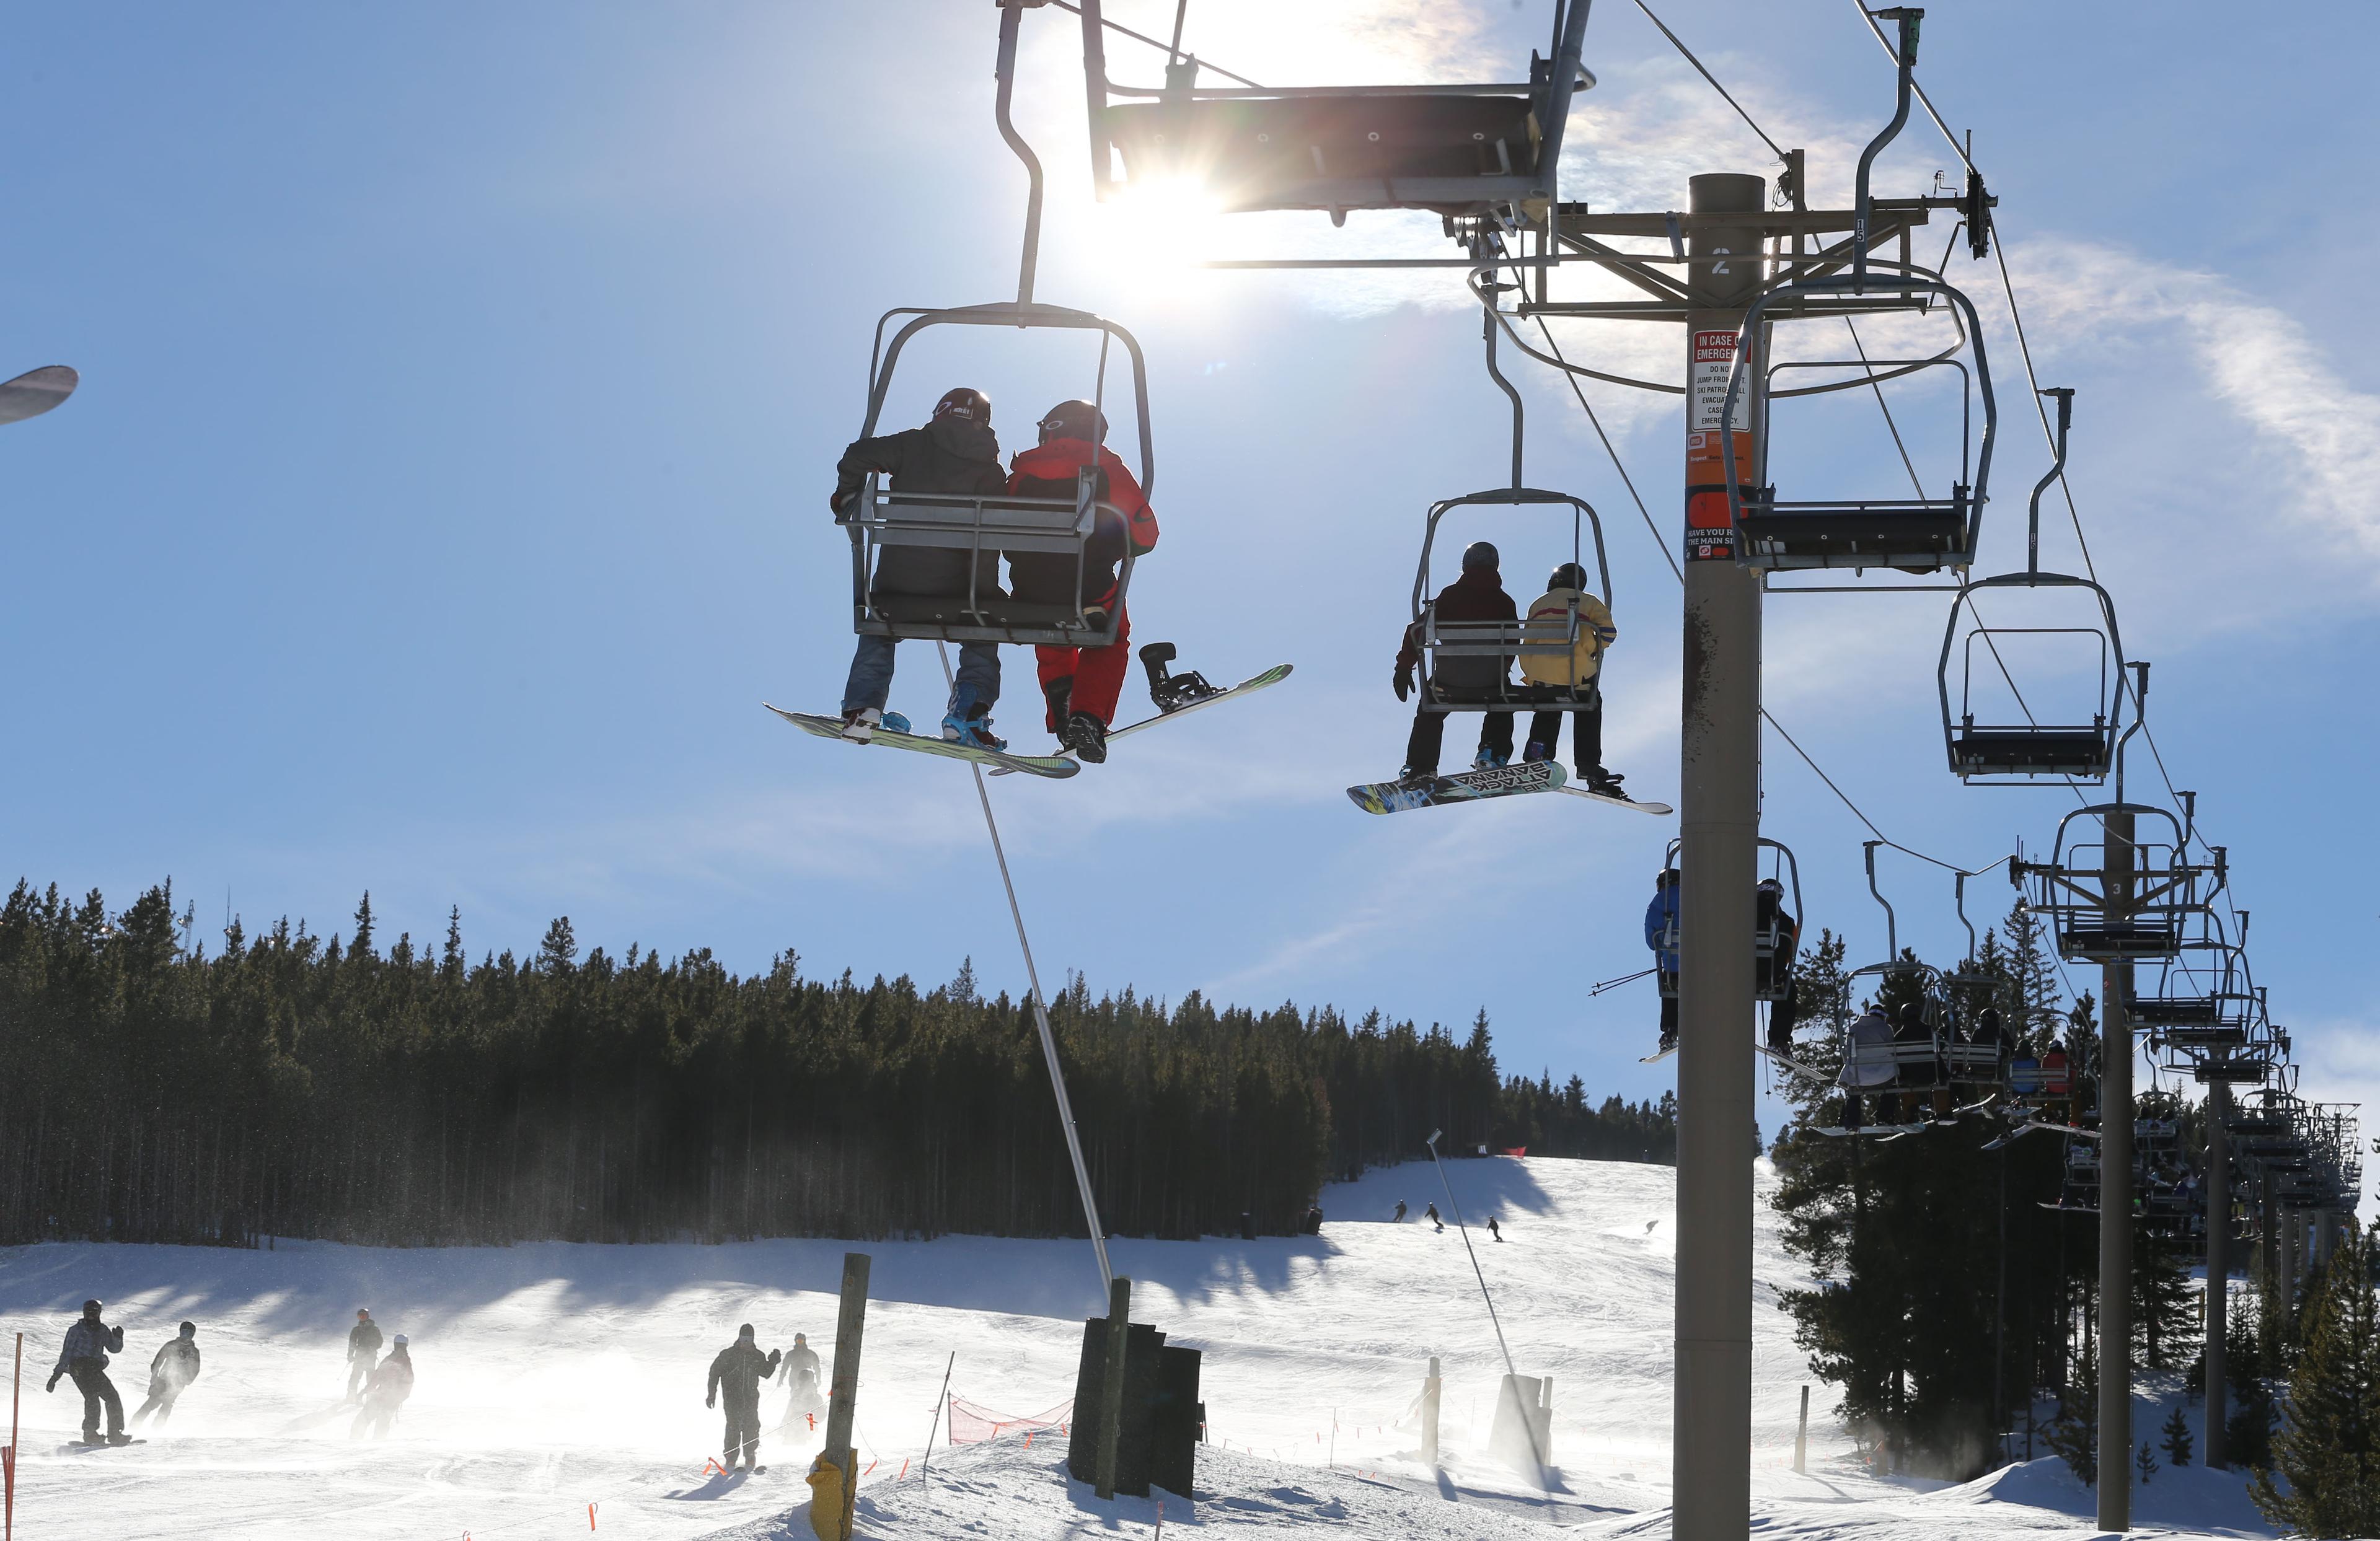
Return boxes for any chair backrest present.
[867,488,1092,556]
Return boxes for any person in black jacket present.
[130,1321,201,1431]
[775,1332,824,1431]
[707,1324,782,1471]
[832,387,1011,750]
[346,1308,382,1402]
[47,1299,127,1445]
[1393,542,1518,779]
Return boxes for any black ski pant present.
[346,1353,376,1401]
[130,1377,188,1429]
[1403,709,1512,777]
[1524,705,1601,773]
[68,1361,123,1439]
[1659,972,1679,1043]
[723,1392,762,1467]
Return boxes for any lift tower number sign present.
[1685,328,1751,563]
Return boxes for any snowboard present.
[1553,783,1673,817]
[1756,1044,1833,1084]
[1812,1125,1921,1142]
[61,1438,145,1451]
[1347,759,1567,815]
[0,364,75,426]
[767,705,1080,779]
[1637,1043,1677,1065]
[989,662,1294,776]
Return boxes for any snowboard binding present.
[1139,642,1226,714]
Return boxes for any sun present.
[1095,175,1227,289]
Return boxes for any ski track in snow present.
[0,1156,2275,1539]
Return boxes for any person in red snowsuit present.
[1005,400,1160,763]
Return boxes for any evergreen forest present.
[0,879,1677,1250]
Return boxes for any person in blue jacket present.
[1646,868,1681,1052]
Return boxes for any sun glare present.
[1097,175,1227,289]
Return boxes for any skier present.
[707,1324,782,1472]
[1423,1202,1443,1234]
[1486,1214,1503,1242]
[831,387,1013,749]
[128,1322,201,1431]
[1005,399,1160,763]
[1892,1001,1948,1120]
[1836,1006,1897,1131]
[46,1299,128,1446]
[1645,869,1681,1053]
[1517,561,1626,797]
[351,1333,413,1440]
[346,1307,383,1402]
[776,1332,824,1432]
[1393,541,1517,779]
[1391,1200,1407,1223]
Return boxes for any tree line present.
[0,880,1675,1249]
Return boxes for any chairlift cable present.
[1046,0,1266,90]
[1628,0,1787,162]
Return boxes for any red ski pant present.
[1038,604,1131,729]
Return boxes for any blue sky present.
[4,2,2375,1172]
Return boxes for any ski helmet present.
[1546,560,1589,590]
[738,1323,756,1340]
[1757,877,1783,892]
[1460,540,1499,573]
[392,1333,408,1348]
[793,1333,808,1346]
[932,387,990,426]
[1658,867,1680,887]
[356,1307,371,1319]
[1036,399,1108,445]
[179,1322,197,1336]
[82,1299,102,1315]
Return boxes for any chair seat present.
[1105,94,1537,213]
[1424,680,1600,710]
[1952,729,2111,776]
[1738,503,1970,571]
[862,592,1111,644]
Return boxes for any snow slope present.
[0,1156,2277,1539]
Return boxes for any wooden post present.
[6,1332,19,1541]
[1422,1356,1442,1470]
[1794,1384,1809,1474]
[821,1252,872,1541]
[1095,1276,1131,1499]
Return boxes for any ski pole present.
[919,1352,954,1490]
[1590,966,1657,996]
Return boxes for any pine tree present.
[351,891,375,959]
[2252,1233,2380,1534]
[2047,1332,2099,1486]
[2161,1403,2193,1467]
[2136,1439,2157,1485]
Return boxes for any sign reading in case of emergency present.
[1683,328,1754,563]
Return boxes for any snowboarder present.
[1391,1200,1407,1223]
[1754,878,1799,995]
[831,387,1013,750]
[1645,869,1681,1053]
[1005,398,1160,763]
[346,1307,383,1402]
[1892,1001,1949,1120]
[128,1322,201,1431]
[1487,1214,1503,1242]
[776,1332,824,1432]
[351,1333,413,1440]
[1393,541,1517,779]
[47,1299,127,1446]
[1424,1202,1443,1234]
[1517,561,1626,797]
[707,1324,782,1472]
[1836,1006,1897,1131]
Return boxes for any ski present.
[0,364,75,426]
[1980,1125,2035,1152]
[989,661,1293,776]
[1552,783,1673,817]
[1813,1124,1924,1141]
[766,705,1080,779]
[1756,1044,1832,1083]
[1347,759,1566,815]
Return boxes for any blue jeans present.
[841,636,1001,716]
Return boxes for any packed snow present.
[0,1156,2274,1539]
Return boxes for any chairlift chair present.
[2011,802,2221,965]
[1083,1,1594,219]
[1654,837,1803,1006]
[1936,390,2128,781]
[845,301,1155,648]
[1412,487,1615,716]
[1719,276,1998,574]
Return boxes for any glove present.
[46,1374,58,1392]
[706,1394,716,1410]
[1393,665,1413,703]
[829,488,858,520]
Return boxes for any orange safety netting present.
[946,1394,1072,1446]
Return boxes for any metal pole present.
[2205,1078,2230,1469]
[1794,1384,1809,1475]
[919,1351,954,1491]
[2096,809,2135,1532]
[992,1,1044,308]
[1673,169,1766,1541]
[1095,1276,1132,1500]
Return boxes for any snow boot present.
[1584,765,1629,799]
[839,706,881,742]
[1396,765,1436,785]
[941,685,1005,752]
[1065,712,1108,764]
[1471,746,1510,771]
[1522,740,1553,763]
[1042,675,1073,733]
[880,711,910,735]
[107,1432,132,1447]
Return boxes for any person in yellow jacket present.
[1517,562,1628,797]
